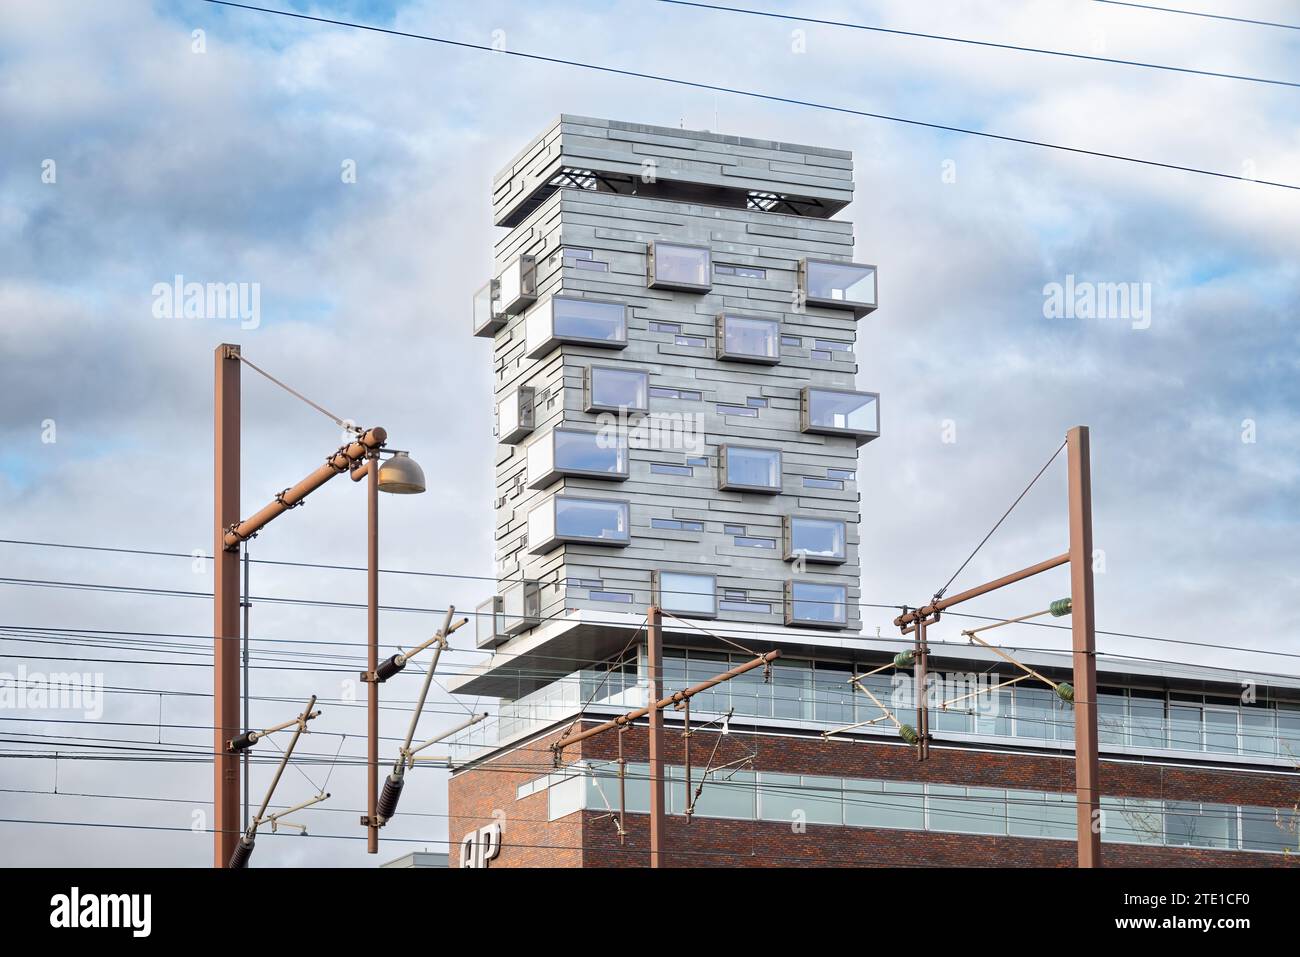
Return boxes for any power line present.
[658,0,1300,89]
[6,536,1298,663]
[194,0,1300,190]
[1091,0,1300,32]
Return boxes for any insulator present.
[893,649,915,668]
[375,654,406,682]
[228,835,255,869]
[1056,681,1075,703]
[898,724,919,745]
[1049,597,1072,617]
[376,773,404,823]
[228,731,257,752]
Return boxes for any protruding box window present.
[716,313,780,365]
[527,427,629,488]
[528,495,630,554]
[653,570,717,619]
[498,386,536,445]
[526,296,629,358]
[647,241,712,293]
[785,580,848,628]
[783,516,847,564]
[472,280,502,338]
[584,366,649,413]
[475,595,505,649]
[801,388,880,445]
[799,258,877,317]
[497,254,538,317]
[718,444,782,494]
[501,580,541,635]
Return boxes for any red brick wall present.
[448,721,1300,868]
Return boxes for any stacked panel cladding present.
[473,116,877,645]
[450,116,1298,869]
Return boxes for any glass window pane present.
[1102,797,1164,845]
[553,429,627,477]
[1204,708,1239,754]
[722,446,781,490]
[789,517,846,561]
[554,297,626,342]
[691,769,756,820]
[757,772,804,823]
[652,242,710,288]
[554,497,628,543]
[588,367,648,411]
[1097,692,1128,746]
[1277,706,1300,761]
[805,260,876,306]
[807,389,878,434]
[1129,693,1166,750]
[1168,703,1203,751]
[813,663,854,725]
[974,685,1012,737]
[1015,687,1055,741]
[1240,708,1276,757]
[686,651,729,715]
[800,775,843,825]
[658,571,715,616]
[843,779,925,830]
[790,582,847,626]
[771,660,813,721]
[1242,805,1299,853]
[1165,801,1236,849]
[720,315,779,361]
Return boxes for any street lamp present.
[350,446,426,853]
[213,343,427,866]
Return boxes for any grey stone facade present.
[469,115,879,683]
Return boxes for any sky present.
[1,0,1298,866]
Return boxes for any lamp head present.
[377,451,426,494]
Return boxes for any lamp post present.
[352,447,427,853]
[213,343,426,866]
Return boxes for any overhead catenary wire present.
[1090,0,1300,32]
[193,0,1300,191]
[657,0,1300,90]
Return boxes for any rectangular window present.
[589,590,634,603]
[649,386,702,401]
[472,279,503,337]
[527,427,628,488]
[1240,707,1276,757]
[746,397,768,408]
[784,516,847,563]
[716,404,759,417]
[686,457,709,467]
[716,314,780,364]
[810,349,832,361]
[527,495,629,553]
[652,518,704,531]
[724,525,745,535]
[780,334,802,347]
[719,445,782,493]
[803,477,843,490]
[814,338,853,352]
[714,263,767,279]
[801,387,880,443]
[720,600,771,614]
[497,254,538,317]
[497,386,536,445]
[844,780,925,831]
[786,580,848,628]
[649,321,682,334]
[799,257,877,317]
[648,241,711,292]
[826,468,856,481]
[500,580,540,635]
[654,570,717,618]
[734,536,776,549]
[675,334,707,348]
[525,296,628,358]
[1242,805,1299,852]
[585,365,649,413]
[650,463,693,476]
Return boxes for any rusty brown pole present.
[682,698,691,822]
[214,343,241,868]
[367,452,380,854]
[915,616,929,761]
[1067,426,1101,867]
[222,428,387,549]
[647,605,665,869]
[894,552,1070,629]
